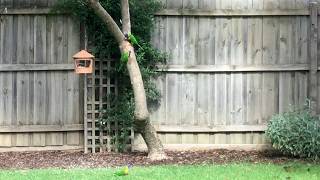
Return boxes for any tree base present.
[136,120,167,161]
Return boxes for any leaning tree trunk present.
[88,0,166,160]
[121,41,166,160]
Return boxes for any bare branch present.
[121,0,131,34]
[88,0,125,44]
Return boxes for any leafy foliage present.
[54,0,166,152]
[266,104,320,160]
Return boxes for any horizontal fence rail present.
[0,124,84,133]
[0,64,74,71]
[0,8,56,15]
[154,125,267,133]
[155,9,310,16]
[157,64,311,73]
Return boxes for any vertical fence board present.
[246,14,263,125]
[230,19,244,125]
[198,0,216,9]
[310,2,318,114]
[15,16,30,146]
[67,17,81,147]
[214,0,231,128]
[278,0,296,113]
[166,17,182,125]
[32,16,46,146]
[0,2,82,150]
[141,0,315,148]
[197,9,215,128]
[261,10,279,123]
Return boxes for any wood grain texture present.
[157,64,309,72]
[0,9,82,148]
[0,8,51,15]
[0,124,84,132]
[310,2,318,114]
[0,64,74,71]
[0,0,59,8]
[155,125,267,133]
[155,9,309,16]
[149,0,312,146]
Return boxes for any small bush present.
[266,106,320,159]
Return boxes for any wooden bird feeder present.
[73,50,94,74]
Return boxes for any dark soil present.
[0,150,312,169]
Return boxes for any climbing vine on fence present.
[54,0,166,152]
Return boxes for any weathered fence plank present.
[0,64,74,71]
[310,2,318,115]
[0,8,51,15]
[278,0,295,113]
[0,4,83,149]
[155,9,310,16]
[157,64,309,72]
[0,124,83,133]
[155,125,266,133]
[142,0,314,149]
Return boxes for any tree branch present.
[88,0,125,44]
[120,0,131,34]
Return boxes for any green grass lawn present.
[0,163,319,180]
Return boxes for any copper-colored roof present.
[73,50,94,59]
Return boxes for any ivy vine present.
[54,0,166,152]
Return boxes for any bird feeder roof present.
[73,50,94,59]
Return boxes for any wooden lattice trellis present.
[84,58,134,153]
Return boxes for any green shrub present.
[266,106,320,159]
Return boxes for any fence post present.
[309,2,318,115]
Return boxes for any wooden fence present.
[1,0,320,152]
[0,0,83,151]
[134,0,320,151]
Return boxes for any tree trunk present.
[120,41,166,160]
[135,119,167,160]
[88,0,166,160]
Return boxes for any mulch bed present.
[0,150,311,169]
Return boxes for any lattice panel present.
[84,58,116,153]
